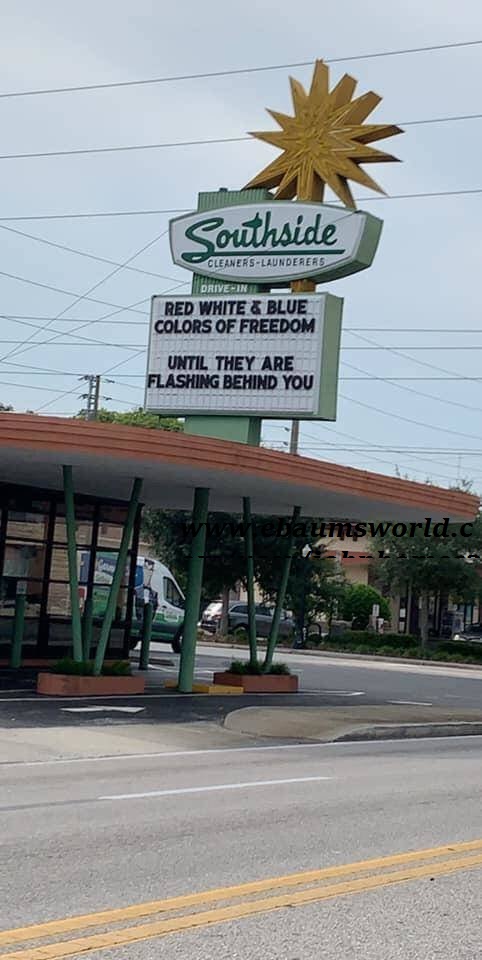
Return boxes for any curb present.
[193,642,482,673]
[164,679,242,695]
[333,722,482,742]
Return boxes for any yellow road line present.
[2,839,482,946]
[2,851,482,960]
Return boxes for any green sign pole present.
[183,187,272,447]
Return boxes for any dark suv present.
[228,602,295,640]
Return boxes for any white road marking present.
[61,706,145,714]
[0,691,350,702]
[100,775,333,801]
[3,736,482,768]
[322,691,365,697]
[387,700,433,706]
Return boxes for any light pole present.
[293,543,312,648]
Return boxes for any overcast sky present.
[1,0,482,491]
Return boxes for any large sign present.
[169,202,382,285]
[145,294,342,420]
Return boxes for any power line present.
[3,367,482,382]
[1,229,169,369]
[298,425,482,483]
[0,316,147,352]
[2,112,482,162]
[269,435,469,484]
[3,187,482,222]
[0,209,188,222]
[345,327,482,333]
[268,423,473,477]
[0,38,480,100]
[343,345,482,350]
[341,359,482,414]
[4,318,481,335]
[344,329,472,381]
[0,268,149,315]
[0,224,188,285]
[340,393,482,443]
[32,280,183,413]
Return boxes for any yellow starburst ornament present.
[244,59,403,208]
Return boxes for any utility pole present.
[289,420,299,455]
[79,375,111,420]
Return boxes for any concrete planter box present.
[37,672,145,696]
[213,671,298,693]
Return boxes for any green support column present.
[62,465,83,663]
[93,478,143,676]
[263,505,301,672]
[243,497,258,668]
[178,487,210,693]
[82,596,93,662]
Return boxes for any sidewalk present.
[224,704,482,742]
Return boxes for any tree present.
[142,511,346,648]
[77,407,182,431]
[142,509,247,611]
[0,403,13,411]
[341,583,390,630]
[374,518,482,649]
[247,525,347,639]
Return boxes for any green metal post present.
[139,602,153,670]
[263,506,301,672]
[178,487,210,693]
[93,477,143,676]
[243,497,258,668]
[62,465,83,663]
[82,596,93,662]
[10,592,26,669]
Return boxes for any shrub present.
[228,659,291,676]
[52,658,131,677]
[341,585,391,630]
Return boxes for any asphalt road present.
[1,735,482,959]
[161,641,482,706]
[1,643,482,730]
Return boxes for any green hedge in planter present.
[53,658,132,677]
[228,659,291,676]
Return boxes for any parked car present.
[200,601,224,633]
[452,624,482,644]
[229,602,294,640]
[200,600,295,640]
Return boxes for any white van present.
[78,552,185,652]
[132,555,185,652]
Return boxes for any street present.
[1,735,482,958]
[158,641,482,707]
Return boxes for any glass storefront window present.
[7,512,49,541]
[53,518,94,545]
[0,541,46,617]
[50,547,90,585]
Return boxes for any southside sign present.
[169,201,383,285]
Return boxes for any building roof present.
[0,413,478,521]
